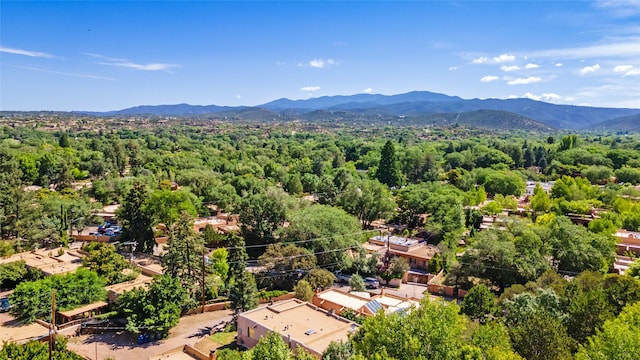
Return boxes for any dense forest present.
[1,113,640,359]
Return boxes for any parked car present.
[334,271,352,284]
[364,277,380,289]
[97,221,116,233]
[0,297,12,312]
[104,226,122,237]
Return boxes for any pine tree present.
[59,204,69,246]
[163,212,204,296]
[227,233,257,314]
[376,140,402,187]
[118,182,156,253]
[58,133,70,148]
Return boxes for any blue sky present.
[1,0,639,111]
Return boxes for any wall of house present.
[184,301,230,315]
[312,297,346,315]
[237,316,267,349]
[184,344,212,360]
[71,234,111,242]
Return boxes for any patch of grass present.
[210,331,237,346]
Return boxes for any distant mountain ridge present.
[83,91,640,131]
[589,114,640,132]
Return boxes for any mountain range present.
[83,91,640,131]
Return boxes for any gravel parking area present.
[67,309,232,360]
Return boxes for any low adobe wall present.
[72,234,112,242]
[426,270,466,298]
[184,344,213,360]
[258,292,295,304]
[185,301,231,315]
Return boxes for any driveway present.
[67,309,233,360]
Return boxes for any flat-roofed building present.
[237,299,359,357]
[374,293,420,314]
[0,248,84,276]
[367,235,440,270]
[614,230,640,255]
[312,289,370,315]
[58,301,109,324]
[0,314,50,344]
[105,274,153,303]
[313,289,420,317]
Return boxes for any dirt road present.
[67,309,233,360]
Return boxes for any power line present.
[224,230,376,250]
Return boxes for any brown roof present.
[389,244,440,261]
[58,301,108,319]
[240,299,358,355]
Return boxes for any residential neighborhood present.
[1,113,640,360]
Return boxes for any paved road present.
[67,309,233,360]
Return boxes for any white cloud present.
[507,76,542,85]
[530,41,640,59]
[578,64,601,75]
[86,53,180,71]
[1,46,54,58]
[480,75,500,82]
[301,58,337,69]
[522,92,567,102]
[555,63,563,67]
[472,54,516,64]
[613,64,634,73]
[494,54,516,63]
[99,62,180,71]
[525,63,540,69]
[611,64,640,76]
[596,0,640,17]
[310,59,325,68]
[448,66,458,71]
[624,68,640,76]
[362,88,373,93]
[501,65,520,72]
[13,65,114,80]
[299,86,320,92]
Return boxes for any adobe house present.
[312,288,420,317]
[614,230,640,256]
[237,299,359,357]
[366,235,440,270]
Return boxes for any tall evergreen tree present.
[376,140,403,187]
[163,212,205,296]
[118,182,156,253]
[58,133,70,148]
[227,233,257,314]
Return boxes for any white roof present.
[317,290,369,311]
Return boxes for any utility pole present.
[202,248,206,313]
[49,289,56,360]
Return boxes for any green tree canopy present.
[350,299,466,360]
[281,204,362,267]
[545,216,615,274]
[118,181,156,253]
[162,212,205,297]
[376,140,403,188]
[82,243,135,285]
[116,274,187,335]
[10,269,106,323]
[575,301,640,360]
[461,284,496,323]
[337,179,396,229]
